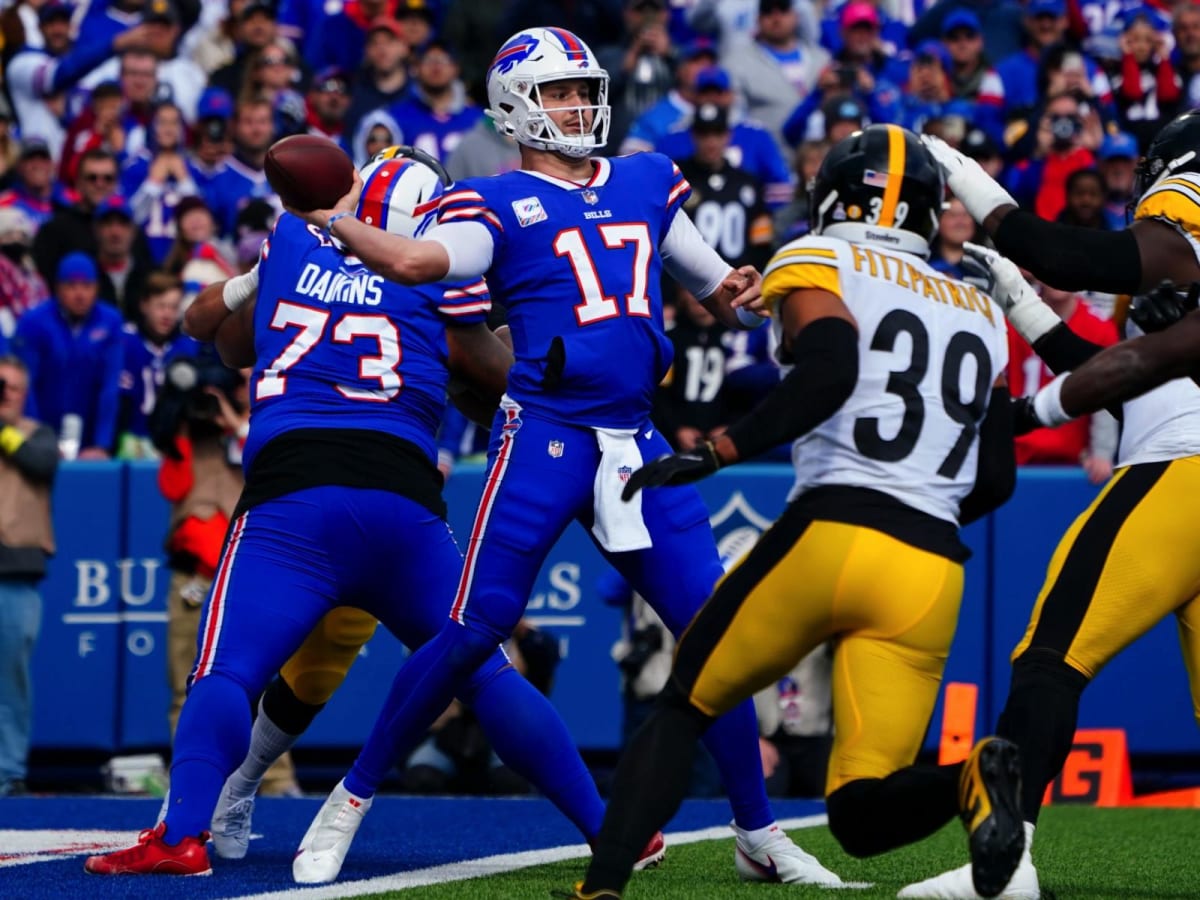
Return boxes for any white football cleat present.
[210,778,256,860]
[292,779,372,884]
[733,821,844,886]
[898,847,1039,899]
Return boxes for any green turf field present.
[373,807,1200,899]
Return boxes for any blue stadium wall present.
[31,463,1199,755]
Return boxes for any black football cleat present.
[959,736,1025,898]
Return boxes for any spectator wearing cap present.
[593,0,676,149]
[396,0,437,53]
[1113,11,1181,151]
[312,0,400,75]
[386,42,481,163]
[820,95,866,142]
[12,251,124,458]
[818,0,909,59]
[306,67,353,142]
[960,126,1004,178]
[122,102,201,264]
[0,207,48,341]
[892,40,977,134]
[1174,4,1200,107]
[6,2,162,161]
[1097,130,1137,229]
[908,0,1025,65]
[345,17,411,138]
[33,148,150,288]
[620,38,718,155]
[677,103,774,272]
[93,196,152,318]
[0,140,55,228]
[720,0,830,147]
[208,0,287,98]
[655,66,795,209]
[188,89,234,193]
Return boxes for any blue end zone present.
[0,796,828,899]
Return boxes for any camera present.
[1049,114,1081,149]
[149,353,241,458]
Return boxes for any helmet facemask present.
[489,72,611,159]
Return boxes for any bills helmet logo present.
[490,34,541,77]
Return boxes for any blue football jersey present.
[118,325,202,439]
[246,213,491,469]
[437,152,689,430]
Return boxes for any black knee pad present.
[262,675,324,736]
[825,779,879,858]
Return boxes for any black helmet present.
[1133,108,1200,203]
[808,124,944,256]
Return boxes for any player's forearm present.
[328,214,449,285]
[183,280,234,341]
[989,207,1143,295]
[1060,319,1200,416]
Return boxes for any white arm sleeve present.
[422,221,495,281]
[660,211,732,300]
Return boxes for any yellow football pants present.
[279,606,379,706]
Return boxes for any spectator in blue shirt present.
[1097,130,1137,230]
[387,41,482,163]
[11,252,124,459]
[344,17,412,139]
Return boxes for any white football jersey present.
[1115,173,1200,466]
[761,235,1008,525]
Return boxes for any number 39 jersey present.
[761,235,1008,526]
[246,213,491,471]
[436,153,687,429]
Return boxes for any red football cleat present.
[633,831,666,871]
[84,822,212,876]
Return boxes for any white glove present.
[920,135,1016,224]
[962,242,1060,343]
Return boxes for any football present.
[265,135,355,212]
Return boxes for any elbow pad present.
[993,210,1142,295]
[727,317,858,460]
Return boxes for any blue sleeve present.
[783,90,824,148]
[93,317,124,451]
[12,315,42,420]
[51,29,123,93]
[751,130,794,210]
[1005,159,1045,211]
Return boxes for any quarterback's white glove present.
[920,135,1016,224]
[962,242,1060,343]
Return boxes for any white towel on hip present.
[592,427,653,553]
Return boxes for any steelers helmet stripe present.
[878,124,906,228]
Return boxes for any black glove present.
[1010,396,1044,437]
[541,336,566,391]
[958,250,995,293]
[1129,280,1200,334]
[620,441,721,501]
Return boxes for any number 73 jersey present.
[762,235,1008,526]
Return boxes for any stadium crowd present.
[0,0,1187,799]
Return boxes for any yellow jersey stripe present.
[878,125,906,228]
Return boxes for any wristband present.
[222,265,258,312]
[1032,373,1073,428]
[327,211,353,233]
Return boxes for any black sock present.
[996,652,1087,825]
[826,764,961,858]
[583,689,713,894]
[261,675,324,736]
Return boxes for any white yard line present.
[231,814,831,899]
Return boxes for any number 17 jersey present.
[762,235,1008,526]
[436,152,689,429]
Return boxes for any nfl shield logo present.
[548,440,564,458]
[580,189,599,205]
[617,465,633,483]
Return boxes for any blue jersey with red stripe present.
[436,152,688,429]
[245,213,490,469]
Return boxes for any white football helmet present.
[486,27,610,158]
[355,145,450,239]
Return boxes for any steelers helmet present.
[1133,108,1200,204]
[808,124,944,256]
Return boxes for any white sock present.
[1023,820,1035,851]
[226,697,300,799]
[735,821,780,846]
